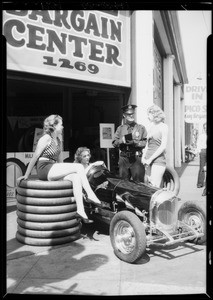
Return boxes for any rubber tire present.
[7,157,26,174]
[16,194,75,206]
[162,166,180,196]
[7,158,26,188]
[110,210,147,263]
[17,210,77,222]
[17,202,77,214]
[17,224,80,238]
[178,200,206,244]
[16,231,81,246]
[17,186,73,198]
[16,178,80,245]
[19,179,73,190]
[17,218,79,231]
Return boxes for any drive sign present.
[184,84,207,124]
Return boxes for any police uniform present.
[112,105,147,182]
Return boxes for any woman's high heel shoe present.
[76,212,94,224]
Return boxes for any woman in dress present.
[17,115,101,223]
[141,105,168,187]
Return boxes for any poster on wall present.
[99,123,114,148]
[3,10,131,87]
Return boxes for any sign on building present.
[184,84,207,124]
[3,10,131,87]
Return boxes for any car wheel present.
[178,200,206,244]
[110,210,146,263]
[162,166,180,196]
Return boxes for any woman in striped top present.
[17,114,101,223]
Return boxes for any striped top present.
[40,136,61,161]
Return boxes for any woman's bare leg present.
[150,164,166,187]
[48,162,101,203]
[63,173,88,219]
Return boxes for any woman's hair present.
[147,105,165,123]
[74,147,91,163]
[43,115,62,134]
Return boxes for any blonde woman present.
[74,147,105,173]
[74,147,108,190]
[17,115,101,223]
[142,105,168,187]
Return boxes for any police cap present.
[122,104,137,115]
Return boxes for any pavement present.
[5,156,208,296]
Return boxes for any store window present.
[7,73,128,172]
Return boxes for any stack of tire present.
[16,177,81,246]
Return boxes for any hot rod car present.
[84,164,206,263]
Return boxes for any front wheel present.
[178,200,206,244]
[109,211,147,263]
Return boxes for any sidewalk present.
[6,157,206,295]
[175,156,206,204]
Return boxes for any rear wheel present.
[110,211,146,263]
[178,200,206,244]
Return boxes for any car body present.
[84,164,206,263]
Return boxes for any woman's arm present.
[17,134,50,184]
[57,137,64,163]
[57,151,64,163]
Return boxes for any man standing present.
[112,104,147,182]
[196,122,207,189]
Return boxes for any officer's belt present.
[120,151,137,158]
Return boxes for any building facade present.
[3,10,188,198]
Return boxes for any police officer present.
[112,104,147,182]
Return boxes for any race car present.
[84,164,206,263]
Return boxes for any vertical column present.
[163,54,175,167]
[174,83,182,167]
[180,96,186,162]
[130,11,153,129]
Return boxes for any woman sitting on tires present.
[17,114,101,223]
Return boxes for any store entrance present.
[7,72,130,171]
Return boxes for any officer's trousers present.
[118,155,145,183]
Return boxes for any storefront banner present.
[184,84,206,124]
[7,116,45,129]
[3,10,131,87]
